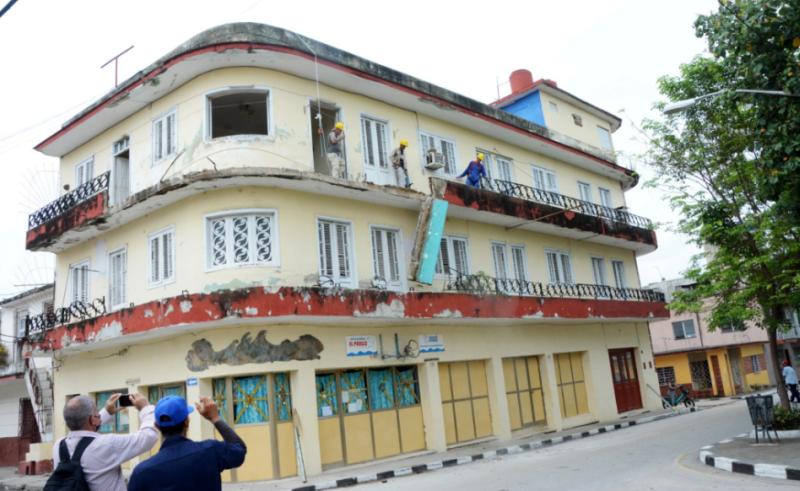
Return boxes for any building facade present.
[24,24,667,482]
[647,279,772,398]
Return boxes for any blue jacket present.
[458,161,486,185]
[128,436,246,491]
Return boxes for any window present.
[419,132,457,175]
[435,236,469,276]
[545,250,573,284]
[749,355,762,372]
[69,261,90,304]
[370,227,402,289]
[318,218,354,285]
[108,248,127,310]
[612,260,626,289]
[149,228,175,286]
[75,157,94,187]
[96,390,129,433]
[548,101,558,113]
[152,110,177,163]
[720,320,746,333]
[14,310,28,338]
[207,89,269,139]
[596,126,613,150]
[206,212,277,269]
[577,181,595,215]
[598,187,613,209]
[672,319,696,340]
[532,166,558,193]
[656,367,676,387]
[591,257,607,286]
[491,242,509,280]
[361,117,389,170]
[510,245,527,282]
[111,136,130,205]
[572,113,583,127]
[480,150,514,182]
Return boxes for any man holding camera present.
[51,393,158,491]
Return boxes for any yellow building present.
[23,24,668,482]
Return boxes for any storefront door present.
[503,356,547,430]
[439,361,493,445]
[608,348,642,413]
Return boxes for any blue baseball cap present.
[155,396,194,427]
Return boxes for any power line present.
[0,0,18,19]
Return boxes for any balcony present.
[445,273,665,302]
[26,171,110,250]
[433,177,657,253]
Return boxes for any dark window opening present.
[572,113,583,127]
[209,91,268,138]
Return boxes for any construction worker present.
[458,153,487,188]
[327,122,346,179]
[389,139,412,188]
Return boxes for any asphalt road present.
[356,400,794,491]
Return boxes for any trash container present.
[745,394,778,443]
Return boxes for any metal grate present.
[481,178,653,229]
[25,297,107,339]
[27,171,110,230]
[444,272,665,302]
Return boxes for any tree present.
[643,1,800,409]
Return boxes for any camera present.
[118,394,134,407]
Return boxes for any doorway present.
[439,361,493,445]
[608,348,643,413]
[310,101,345,178]
[728,348,744,394]
[111,136,130,205]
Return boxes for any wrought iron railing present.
[25,297,106,340]
[481,178,653,229]
[445,273,665,302]
[27,171,110,230]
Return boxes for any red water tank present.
[509,69,534,94]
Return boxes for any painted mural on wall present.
[186,330,324,372]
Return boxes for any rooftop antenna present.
[101,45,135,87]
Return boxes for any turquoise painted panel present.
[274,372,292,421]
[368,368,395,410]
[417,199,449,284]
[233,375,268,425]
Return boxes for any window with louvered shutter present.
[599,187,613,209]
[545,250,573,284]
[419,132,457,176]
[371,228,402,288]
[612,260,626,288]
[532,165,557,192]
[492,243,508,279]
[361,117,390,169]
[511,246,527,281]
[70,261,90,304]
[75,157,94,186]
[153,110,177,164]
[317,219,354,285]
[149,228,176,286]
[435,236,469,276]
[206,212,277,269]
[109,249,127,309]
[591,257,606,286]
[452,238,469,275]
[435,238,450,275]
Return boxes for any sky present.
[0,0,719,299]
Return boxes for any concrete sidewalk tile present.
[753,464,787,479]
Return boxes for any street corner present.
[699,430,800,481]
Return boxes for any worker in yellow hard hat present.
[326,122,346,179]
[390,139,412,188]
[457,152,487,188]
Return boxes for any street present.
[356,401,792,491]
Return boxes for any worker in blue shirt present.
[128,395,246,491]
[458,153,487,188]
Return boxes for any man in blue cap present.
[128,395,246,491]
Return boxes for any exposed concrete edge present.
[290,411,688,491]
[699,437,800,481]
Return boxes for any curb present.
[292,411,684,491]
[699,440,800,482]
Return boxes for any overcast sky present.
[0,0,718,299]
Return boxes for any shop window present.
[233,375,269,424]
[207,90,269,139]
[341,370,368,414]
[274,373,292,421]
[95,390,129,433]
[148,383,185,405]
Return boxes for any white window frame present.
[478,149,514,183]
[75,156,94,187]
[544,249,573,285]
[598,187,613,209]
[69,260,91,304]
[152,108,177,165]
[14,309,28,338]
[317,217,357,287]
[360,115,391,170]
[148,226,176,288]
[531,165,558,193]
[435,235,470,277]
[591,256,607,286]
[369,225,405,291]
[108,247,127,311]
[596,126,613,151]
[204,210,280,271]
[672,319,696,340]
[204,86,273,142]
[509,245,528,283]
[110,137,130,206]
[750,355,762,372]
[419,131,458,176]
[491,242,510,280]
[611,260,626,289]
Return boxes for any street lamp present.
[663,89,799,116]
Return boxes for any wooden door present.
[608,348,643,413]
[439,361,493,445]
[710,355,725,396]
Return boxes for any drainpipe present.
[694,311,704,348]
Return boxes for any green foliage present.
[0,344,7,369]
[773,406,800,430]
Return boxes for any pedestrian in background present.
[783,360,800,404]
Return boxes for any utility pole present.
[101,45,135,87]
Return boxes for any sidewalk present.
[0,400,715,491]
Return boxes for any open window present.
[207,89,270,139]
[310,100,345,177]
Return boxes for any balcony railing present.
[25,297,107,340]
[445,273,666,302]
[27,171,110,230]
[482,178,652,230]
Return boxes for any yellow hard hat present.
[400,139,409,146]
[335,122,345,130]
[477,153,485,161]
